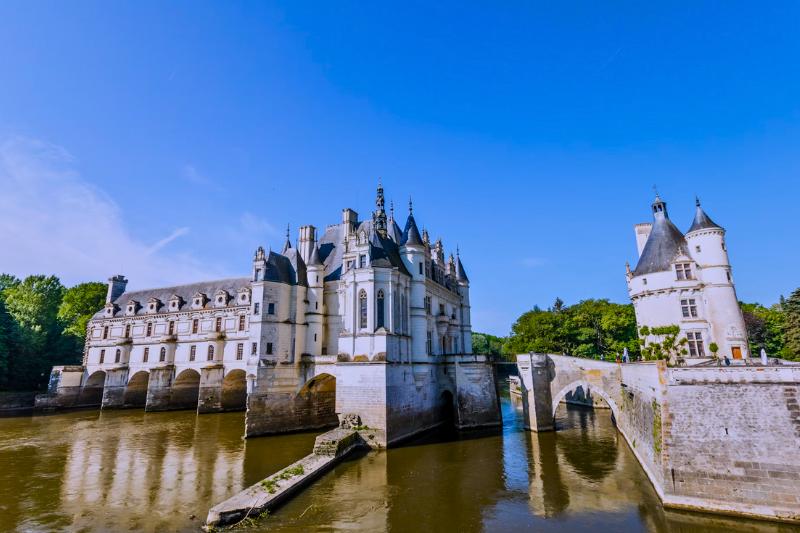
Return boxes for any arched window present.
[359,289,368,329]
[376,290,385,329]
[159,347,166,362]
[207,345,215,361]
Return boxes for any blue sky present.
[1,2,798,335]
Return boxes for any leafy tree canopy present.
[58,282,107,340]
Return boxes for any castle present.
[626,195,749,360]
[39,182,500,446]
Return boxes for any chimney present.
[342,208,358,233]
[106,275,128,303]
[298,225,316,263]
[634,223,652,257]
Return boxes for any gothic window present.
[207,345,215,361]
[189,345,196,361]
[159,347,166,362]
[124,324,131,338]
[168,321,175,335]
[254,302,260,315]
[143,347,149,363]
[146,322,153,337]
[239,315,246,331]
[680,298,698,318]
[359,289,368,329]
[115,349,121,363]
[675,263,693,280]
[236,343,244,360]
[192,319,199,334]
[376,290,385,329]
[686,332,705,357]
[99,349,105,364]
[215,317,222,332]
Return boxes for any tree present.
[639,325,688,365]
[740,302,786,357]
[472,332,510,360]
[0,299,16,390]
[784,288,800,360]
[58,282,106,341]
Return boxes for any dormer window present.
[126,300,139,316]
[104,303,116,317]
[192,293,207,309]
[147,298,161,314]
[675,263,693,281]
[237,287,251,304]
[214,290,230,308]
[168,294,183,311]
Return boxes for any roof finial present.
[456,245,460,257]
[653,184,660,199]
[695,195,701,207]
[285,223,290,241]
[408,195,413,214]
[390,200,394,219]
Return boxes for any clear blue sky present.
[1,2,798,335]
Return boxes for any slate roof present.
[401,212,423,246]
[633,199,688,277]
[318,224,345,281]
[387,218,403,243]
[687,200,722,233]
[96,277,251,318]
[358,219,412,276]
[456,256,469,283]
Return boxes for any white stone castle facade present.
[78,182,472,403]
[626,195,749,360]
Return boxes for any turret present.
[106,275,128,304]
[298,225,317,264]
[252,246,267,281]
[685,197,729,270]
[305,244,325,355]
[281,224,292,255]
[455,250,472,354]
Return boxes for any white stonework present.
[626,195,749,360]
[80,183,472,388]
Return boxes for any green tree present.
[783,288,800,360]
[472,332,509,360]
[58,282,106,341]
[0,299,16,390]
[740,301,786,358]
[3,275,68,390]
[639,325,688,365]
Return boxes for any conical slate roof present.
[687,198,722,233]
[402,213,423,246]
[307,244,323,266]
[456,256,469,283]
[633,197,688,276]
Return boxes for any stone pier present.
[101,367,130,409]
[197,365,225,413]
[144,366,175,411]
[517,353,800,524]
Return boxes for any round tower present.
[305,244,325,356]
[685,198,749,359]
[400,200,428,359]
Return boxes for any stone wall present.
[0,391,37,412]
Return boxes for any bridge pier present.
[197,365,225,413]
[101,367,130,409]
[144,366,175,411]
[517,353,554,432]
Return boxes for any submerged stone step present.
[205,428,368,528]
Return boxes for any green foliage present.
[505,298,640,360]
[784,288,800,361]
[708,342,719,356]
[260,464,306,494]
[471,332,510,360]
[740,301,787,358]
[639,324,687,365]
[0,274,105,391]
[58,282,107,340]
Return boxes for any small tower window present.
[143,347,149,363]
[115,349,121,363]
[376,290,385,329]
[146,322,153,337]
[359,255,367,268]
[251,342,257,355]
[267,303,275,315]
[103,326,109,340]
[359,289,368,329]
[254,302,260,315]
[695,245,701,253]
[192,319,199,334]
[726,270,732,282]
[675,263,693,281]
[239,315,246,331]
[686,332,705,357]
[680,298,698,318]
[190,345,196,361]
[99,349,105,364]
[207,345,215,361]
[159,347,166,362]
[236,343,244,360]
[168,321,175,335]
[266,342,273,355]
[124,324,131,338]
[215,317,222,332]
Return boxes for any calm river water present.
[1,385,798,533]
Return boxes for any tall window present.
[267,303,275,315]
[146,322,153,337]
[215,317,222,332]
[192,319,199,334]
[376,290,385,329]
[124,324,131,338]
[686,332,705,357]
[359,255,366,268]
[159,347,166,362]
[266,342,273,355]
[419,263,423,275]
[251,342,258,356]
[426,331,432,355]
[115,349,121,363]
[189,345,196,361]
[207,345,215,361]
[239,315,246,331]
[236,343,244,360]
[675,263,693,280]
[143,347,149,363]
[254,302,260,315]
[168,321,175,335]
[103,326,109,339]
[359,289,368,329]
[99,349,105,363]
[680,298,698,318]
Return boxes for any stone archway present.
[171,369,201,410]
[296,372,338,428]
[221,369,247,411]
[550,380,620,423]
[78,370,106,406]
[123,371,149,408]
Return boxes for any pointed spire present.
[401,199,422,246]
[456,250,469,283]
[688,196,722,233]
[282,223,292,254]
[408,196,413,214]
[373,179,387,237]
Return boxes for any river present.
[1,385,797,532]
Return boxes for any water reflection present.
[1,387,799,532]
